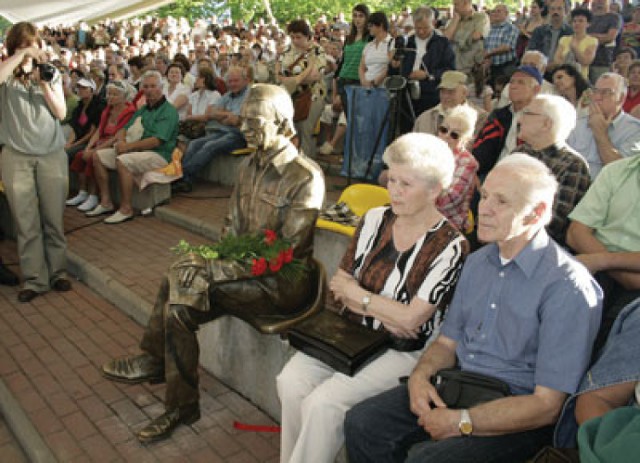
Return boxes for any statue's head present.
[240,84,296,150]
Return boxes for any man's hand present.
[418,407,461,440]
[114,140,128,155]
[408,69,428,81]
[588,103,613,135]
[576,253,605,273]
[221,114,240,127]
[408,371,446,417]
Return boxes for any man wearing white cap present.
[413,70,486,136]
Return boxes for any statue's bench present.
[196,228,351,421]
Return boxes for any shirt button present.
[491,303,496,309]
[499,271,505,277]
[480,334,486,339]
[468,354,475,359]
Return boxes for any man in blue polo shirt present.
[344,154,603,463]
[172,65,250,192]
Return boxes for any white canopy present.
[0,0,174,26]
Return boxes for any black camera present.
[393,49,406,62]
[33,60,57,82]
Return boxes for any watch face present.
[460,422,473,435]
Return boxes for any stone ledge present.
[0,379,57,463]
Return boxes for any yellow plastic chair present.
[316,184,390,237]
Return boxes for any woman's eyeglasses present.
[438,125,461,140]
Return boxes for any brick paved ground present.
[0,414,29,463]
[0,239,281,462]
[0,161,349,462]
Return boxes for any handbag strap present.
[287,49,308,73]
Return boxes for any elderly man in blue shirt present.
[172,66,250,193]
[567,72,640,179]
[344,153,603,463]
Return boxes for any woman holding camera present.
[0,22,70,303]
[276,19,327,157]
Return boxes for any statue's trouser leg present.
[139,276,170,361]
[164,303,217,410]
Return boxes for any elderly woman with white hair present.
[277,133,469,463]
[436,105,479,232]
[68,79,137,214]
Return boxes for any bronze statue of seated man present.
[101,84,326,443]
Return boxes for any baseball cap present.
[438,71,468,89]
[513,65,543,85]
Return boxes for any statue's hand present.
[178,266,199,288]
[171,253,209,288]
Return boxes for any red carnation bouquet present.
[172,229,305,280]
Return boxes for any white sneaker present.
[318,141,334,155]
[77,195,99,212]
[66,191,88,206]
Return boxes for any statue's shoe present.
[101,353,165,384]
[137,404,201,443]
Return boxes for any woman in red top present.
[623,61,640,116]
[69,80,136,213]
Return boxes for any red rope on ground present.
[233,421,282,433]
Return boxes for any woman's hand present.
[302,66,321,84]
[82,148,92,161]
[385,324,421,339]
[21,46,47,62]
[329,270,359,305]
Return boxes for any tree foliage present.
[154,0,220,23]
[152,0,513,24]
[223,0,458,23]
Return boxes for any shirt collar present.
[509,229,550,279]
[626,153,640,170]
[146,95,167,110]
[229,85,248,99]
[493,20,510,29]
[610,110,625,128]
[251,142,297,174]
[488,229,549,279]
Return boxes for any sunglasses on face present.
[438,125,461,140]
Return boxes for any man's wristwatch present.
[459,409,473,436]
[361,293,372,313]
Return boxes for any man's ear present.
[525,202,547,224]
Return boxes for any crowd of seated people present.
[1,1,640,460]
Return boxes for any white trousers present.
[277,348,423,463]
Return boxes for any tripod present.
[384,75,416,141]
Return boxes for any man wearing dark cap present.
[472,65,542,177]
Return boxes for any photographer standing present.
[393,7,455,132]
[0,22,71,303]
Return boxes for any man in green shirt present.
[90,70,179,224]
[566,155,640,353]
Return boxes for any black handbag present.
[528,447,580,463]
[287,309,391,376]
[430,368,512,409]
